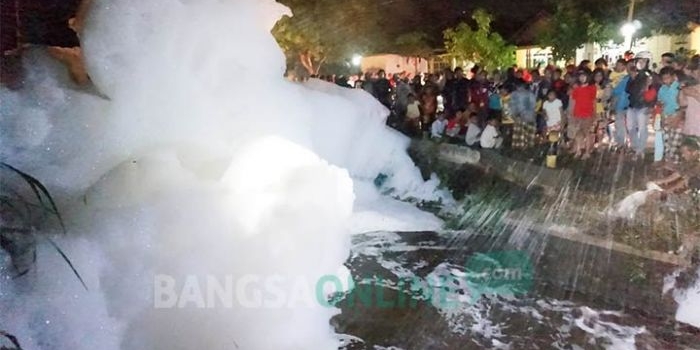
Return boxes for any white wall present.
[360,54,429,76]
[516,46,554,68]
[575,27,700,66]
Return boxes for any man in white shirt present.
[481,118,503,149]
[465,113,482,146]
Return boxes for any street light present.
[621,20,642,50]
[621,0,641,50]
[351,54,362,66]
[621,22,636,38]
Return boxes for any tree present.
[443,9,516,71]
[273,0,387,75]
[394,31,433,58]
[536,0,617,62]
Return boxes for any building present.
[360,54,429,76]
[512,12,700,69]
[512,12,556,68]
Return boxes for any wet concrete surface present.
[333,230,700,350]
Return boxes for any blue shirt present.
[612,75,630,112]
[658,81,680,116]
[509,89,536,123]
[488,93,502,110]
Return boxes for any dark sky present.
[7,0,699,49]
[375,0,551,45]
[372,0,699,46]
[25,0,551,47]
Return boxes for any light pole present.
[621,0,641,50]
[627,0,635,22]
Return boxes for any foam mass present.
[0,0,446,349]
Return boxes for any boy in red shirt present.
[569,70,597,159]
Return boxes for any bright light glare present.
[352,54,362,66]
[621,22,636,38]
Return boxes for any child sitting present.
[481,117,503,149]
[445,109,465,141]
[465,113,482,147]
[431,112,448,139]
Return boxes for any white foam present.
[674,268,700,328]
[609,182,662,220]
[0,0,447,348]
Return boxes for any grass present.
[0,162,87,290]
[0,330,21,350]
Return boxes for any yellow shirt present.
[596,86,605,115]
[609,71,626,88]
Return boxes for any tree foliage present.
[443,9,516,70]
[531,0,698,62]
[272,0,387,75]
[536,0,619,62]
[394,31,433,58]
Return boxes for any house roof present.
[510,11,551,47]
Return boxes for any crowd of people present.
[323,52,700,194]
[348,53,700,169]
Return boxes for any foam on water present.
[670,268,700,328]
[347,231,664,350]
[0,0,446,348]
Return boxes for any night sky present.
[379,0,549,41]
[5,0,699,49]
[373,0,699,46]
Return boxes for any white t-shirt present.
[480,124,502,148]
[406,101,421,119]
[465,123,482,146]
[431,119,447,138]
[542,99,563,127]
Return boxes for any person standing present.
[395,75,412,119]
[657,67,681,163]
[660,52,675,69]
[569,70,598,159]
[594,58,611,79]
[610,59,631,149]
[509,80,537,149]
[680,55,700,143]
[374,70,393,108]
[441,68,456,117]
[552,68,569,109]
[362,72,375,96]
[592,68,611,145]
[469,69,490,122]
[626,51,656,160]
[452,67,469,111]
[542,90,564,133]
